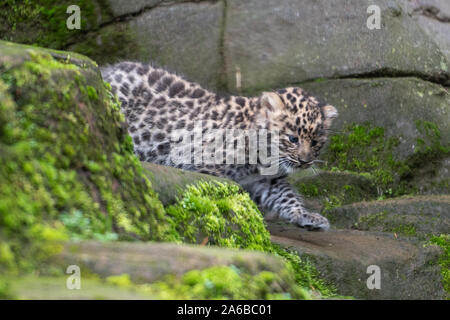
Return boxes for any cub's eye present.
[288,135,299,144]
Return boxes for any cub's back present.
[101,61,216,164]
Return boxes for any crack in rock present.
[412,5,450,23]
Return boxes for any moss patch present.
[165,181,336,297]
[323,122,449,199]
[136,265,310,300]
[144,266,309,300]
[0,0,113,49]
[429,234,450,297]
[166,182,271,250]
[0,42,174,275]
[324,122,408,197]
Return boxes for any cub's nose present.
[298,157,313,164]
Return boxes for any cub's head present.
[257,87,338,174]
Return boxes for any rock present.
[325,195,450,237]
[6,276,157,300]
[7,240,310,300]
[23,240,309,300]
[0,40,173,274]
[224,0,449,93]
[301,78,450,161]
[3,1,449,92]
[103,0,201,17]
[53,241,290,283]
[268,221,445,299]
[69,1,226,91]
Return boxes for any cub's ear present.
[260,92,284,112]
[322,104,338,129]
[257,92,285,125]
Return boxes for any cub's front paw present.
[290,211,330,231]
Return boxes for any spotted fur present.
[101,61,338,230]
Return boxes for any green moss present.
[429,235,450,297]
[358,211,388,228]
[0,1,113,50]
[324,122,449,199]
[324,122,407,197]
[165,181,336,297]
[0,278,14,299]
[298,183,320,197]
[0,45,174,274]
[3,267,310,300]
[353,210,421,238]
[136,265,310,300]
[406,120,450,172]
[322,195,343,218]
[166,181,272,250]
[105,274,133,288]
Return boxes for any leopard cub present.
[102,62,338,231]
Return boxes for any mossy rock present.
[68,1,226,91]
[301,78,449,162]
[268,221,445,299]
[3,241,310,300]
[54,241,296,285]
[0,0,113,49]
[142,164,271,249]
[325,195,450,238]
[0,40,174,274]
[225,0,449,93]
[309,119,448,199]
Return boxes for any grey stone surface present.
[325,195,450,237]
[69,1,225,89]
[127,1,225,90]
[224,0,449,93]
